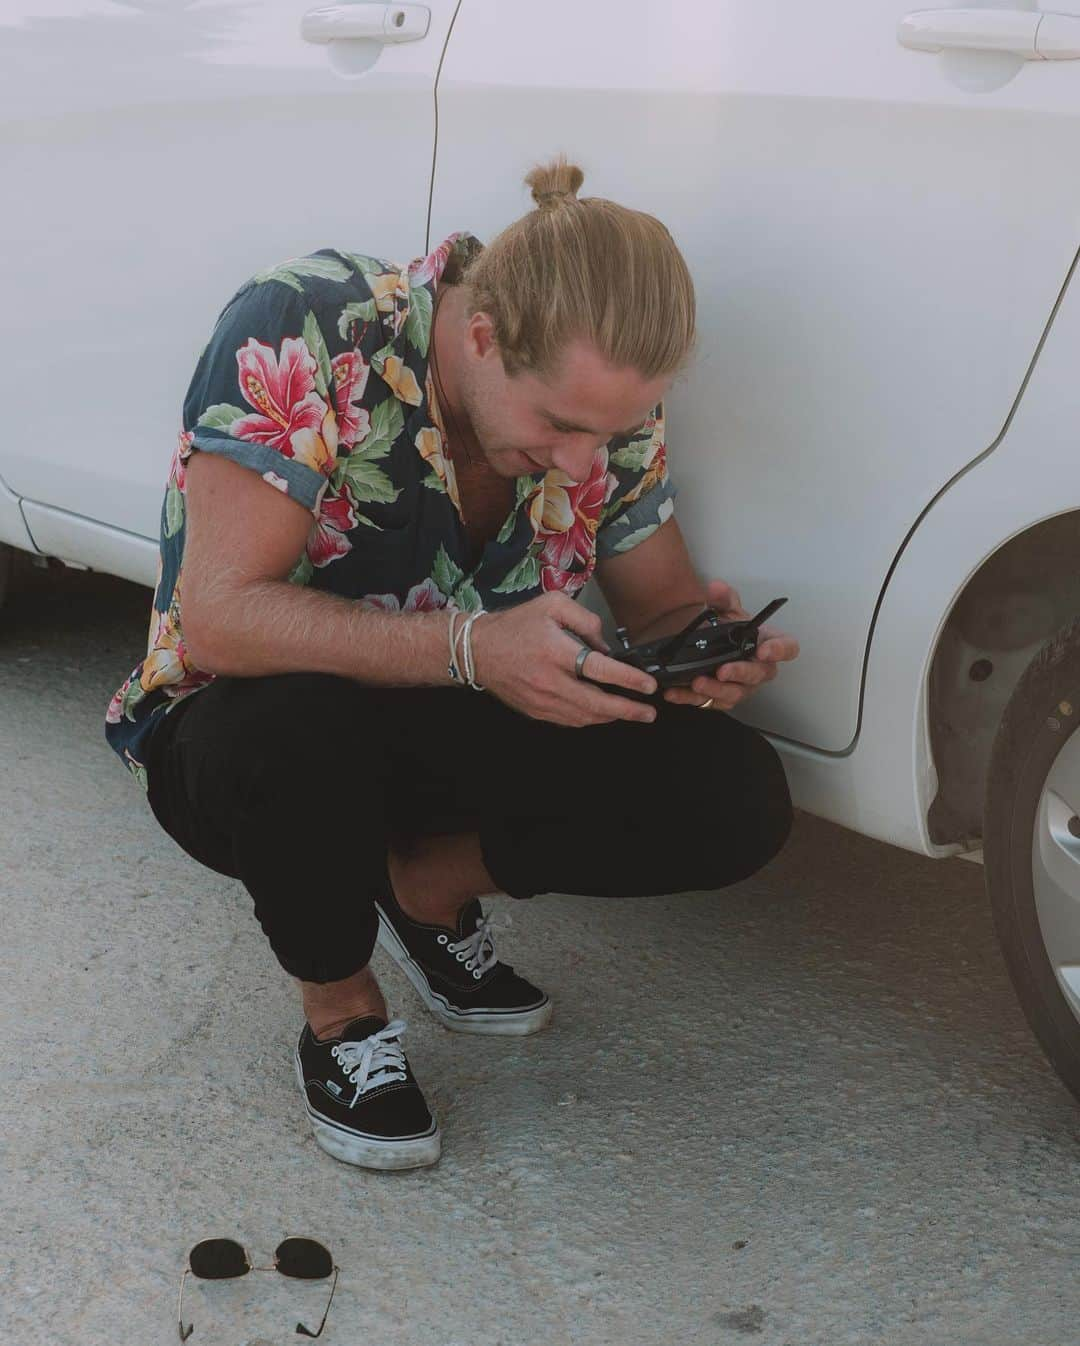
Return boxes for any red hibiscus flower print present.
[408,234,462,287]
[105,681,128,725]
[540,563,591,597]
[307,481,359,568]
[232,336,329,458]
[534,448,615,592]
[170,430,194,492]
[331,351,371,450]
[360,578,447,613]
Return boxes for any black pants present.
[143,674,793,983]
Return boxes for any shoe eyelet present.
[437,935,448,945]
[472,970,482,980]
[456,951,467,962]
[465,960,475,970]
[446,941,457,952]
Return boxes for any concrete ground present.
[3,558,1079,1346]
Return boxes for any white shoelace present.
[330,1019,409,1108]
[448,912,510,977]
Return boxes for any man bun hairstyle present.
[525,159,585,211]
[461,154,696,381]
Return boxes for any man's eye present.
[552,424,573,435]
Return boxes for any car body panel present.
[0,0,460,539]
[776,238,1080,857]
[0,476,36,555]
[428,0,1080,754]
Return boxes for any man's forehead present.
[533,343,666,433]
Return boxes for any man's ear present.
[464,309,499,362]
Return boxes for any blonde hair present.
[460,156,696,380]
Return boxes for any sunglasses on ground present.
[178,1236,338,1340]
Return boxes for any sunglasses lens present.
[274,1237,333,1280]
[188,1238,249,1280]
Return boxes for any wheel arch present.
[927,510,1080,848]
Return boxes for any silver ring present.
[574,644,592,680]
[699,697,715,710]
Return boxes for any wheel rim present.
[1033,720,1080,1022]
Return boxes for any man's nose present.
[551,438,603,483]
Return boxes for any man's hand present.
[661,579,801,711]
[471,592,659,726]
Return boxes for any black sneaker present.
[294,1015,440,1170]
[375,892,552,1036]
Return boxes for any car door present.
[427,0,1080,752]
[0,0,459,544]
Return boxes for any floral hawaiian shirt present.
[105,232,677,786]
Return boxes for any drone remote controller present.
[586,597,788,705]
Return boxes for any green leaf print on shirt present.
[405,282,433,357]
[120,678,148,721]
[164,482,185,539]
[612,522,660,553]
[452,579,483,612]
[253,256,353,292]
[303,311,334,399]
[430,549,483,610]
[496,509,520,546]
[338,456,401,506]
[288,553,314,587]
[197,404,245,431]
[330,394,404,510]
[433,544,464,598]
[338,300,378,341]
[610,431,654,472]
[494,551,542,595]
[341,252,386,279]
[357,397,404,460]
[497,474,539,543]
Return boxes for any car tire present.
[985,616,1080,1103]
[0,543,13,613]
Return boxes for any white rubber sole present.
[294,1053,441,1171]
[375,908,554,1037]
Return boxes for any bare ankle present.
[300,965,388,1040]
[310,1012,384,1042]
[387,834,498,929]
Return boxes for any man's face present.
[459,319,671,484]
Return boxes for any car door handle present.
[899,8,1080,60]
[301,2,431,44]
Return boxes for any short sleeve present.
[595,402,678,559]
[181,279,338,517]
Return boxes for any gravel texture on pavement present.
[2,560,1079,1346]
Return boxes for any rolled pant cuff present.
[273,945,377,984]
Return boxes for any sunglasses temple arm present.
[295,1265,339,1338]
[177,1268,194,1342]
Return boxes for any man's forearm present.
[184,578,453,686]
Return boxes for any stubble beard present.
[458,367,528,479]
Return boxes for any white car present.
[4,0,1080,1100]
